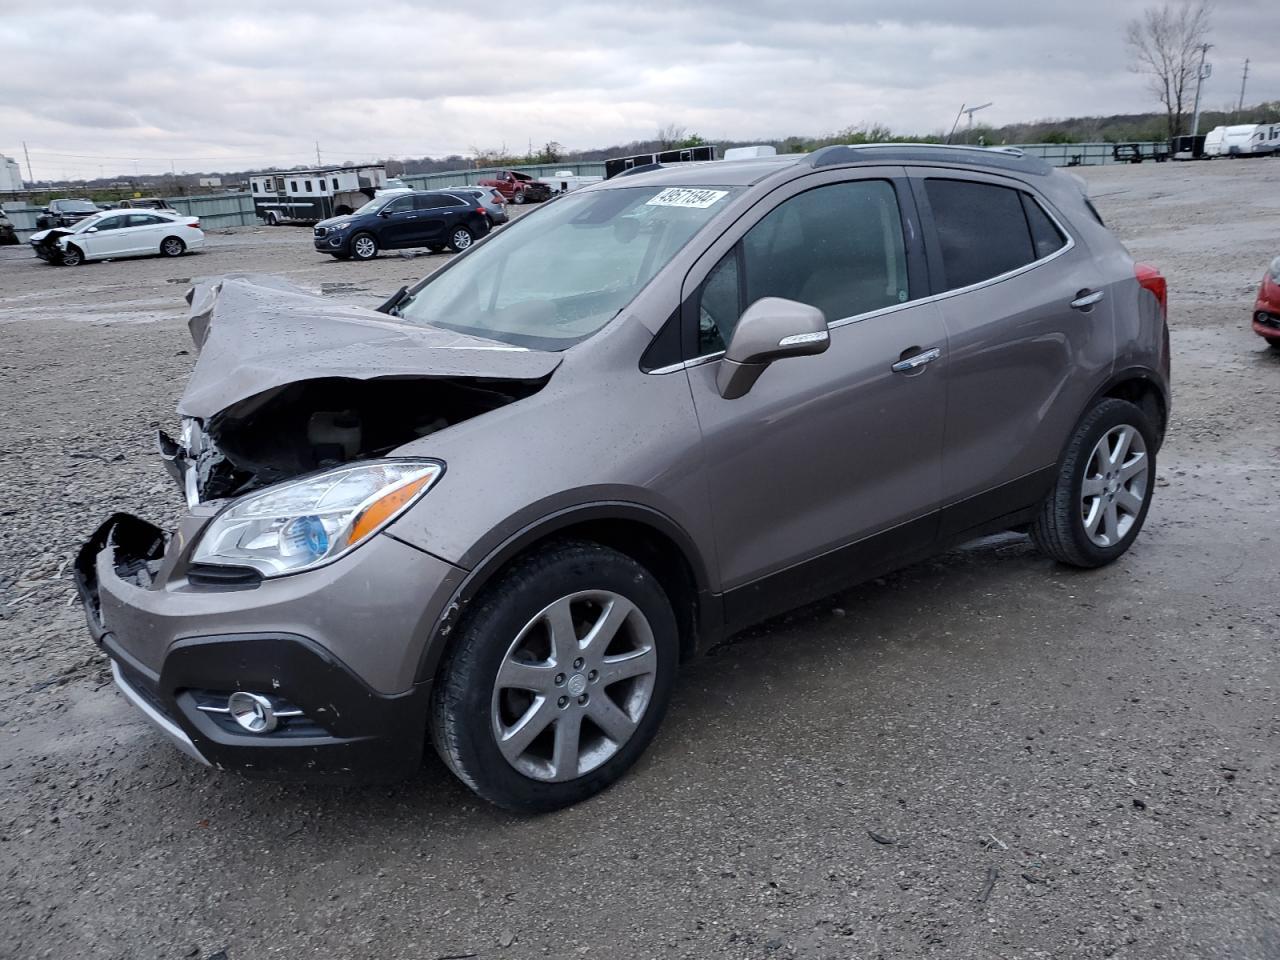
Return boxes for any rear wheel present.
[1031,398,1156,568]
[350,232,378,260]
[430,541,678,813]
[265,212,280,226]
[448,226,474,252]
[60,244,85,266]
[160,236,185,257]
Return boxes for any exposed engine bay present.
[159,275,561,504]
[159,376,540,503]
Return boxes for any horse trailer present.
[249,165,389,225]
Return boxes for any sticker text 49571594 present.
[645,188,730,209]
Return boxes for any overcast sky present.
[0,0,1274,181]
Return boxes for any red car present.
[1254,255,1280,350]
[476,170,552,205]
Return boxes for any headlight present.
[329,220,352,231]
[192,459,443,577]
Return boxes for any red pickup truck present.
[477,170,552,204]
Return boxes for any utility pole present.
[22,141,33,184]
[315,141,321,166]
[1190,43,1212,139]
[1238,58,1250,114]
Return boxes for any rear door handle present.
[1070,290,1105,310]
[891,347,942,373]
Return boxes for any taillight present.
[188,218,200,229]
[1135,263,1167,316]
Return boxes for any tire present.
[265,212,280,226]
[1031,398,1157,568]
[350,232,378,260]
[513,190,526,205]
[59,244,85,266]
[430,541,679,813]
[160,236,185,257]
[447,226,474,252]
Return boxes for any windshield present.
[58,200,99,213]
[394,185,739,350]
[351,196,391,216]
[69,213,109,233]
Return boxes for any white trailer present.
[543,170,604,194]
[249,165,389,225]
[1204,124,1280,158]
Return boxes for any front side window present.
[698,180,909,352]
[395,184,740,350]
[924,179,1066,291]
[382,196,413,214]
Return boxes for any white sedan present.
[29,209,204,265]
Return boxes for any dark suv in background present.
[313,190,491,260]
[36,198,100,229]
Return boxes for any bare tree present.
[656,123,686,149]
[1125,1,1213,139]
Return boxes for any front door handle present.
[891,347,942,373]
[1070,290,1105,310]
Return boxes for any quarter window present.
[697,180,909,352]
[924,179,1066,291]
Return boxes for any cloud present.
[0,0,1273,180]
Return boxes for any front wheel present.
[160,236,186,257]
[512,190,526,205]
[447,226,474,252]
[59,244,85,266]
[1031,398,1157,568]
[350,232,378,260]
[430,541,679,813]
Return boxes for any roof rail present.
[615,162,665,178]
[807,143,1052,176]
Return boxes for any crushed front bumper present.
[74,513,465,780]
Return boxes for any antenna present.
[963,102,993,144]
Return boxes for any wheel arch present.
[1092,366,1169,449]
[415,502,718,684]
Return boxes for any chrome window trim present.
[650,189,1077,373]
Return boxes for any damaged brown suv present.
[77,145,1170,812]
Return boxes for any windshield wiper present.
[377,285,409,315]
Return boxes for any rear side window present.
[697,179,909,352]
[925,179,1035,290]
[1022,194,1066,260]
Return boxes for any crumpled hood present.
[178,275,562,418]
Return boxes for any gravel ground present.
[1,163,1278,960]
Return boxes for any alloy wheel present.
[491,590,658,782]
[353,236,376,259]
[452,229,472,250]
[162,238,184,256]
[1081,424,1149,547]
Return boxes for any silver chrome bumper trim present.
[111,661,210,766]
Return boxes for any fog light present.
[227,691,277,734]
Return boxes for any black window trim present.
[908,170,1077,302]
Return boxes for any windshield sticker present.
[645,188,729,209]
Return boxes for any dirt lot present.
[1,163,1278,960]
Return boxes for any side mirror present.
[716,297,829,399]
[85,227,98,233]
[42,207,51,214]
[378,208,393,217]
